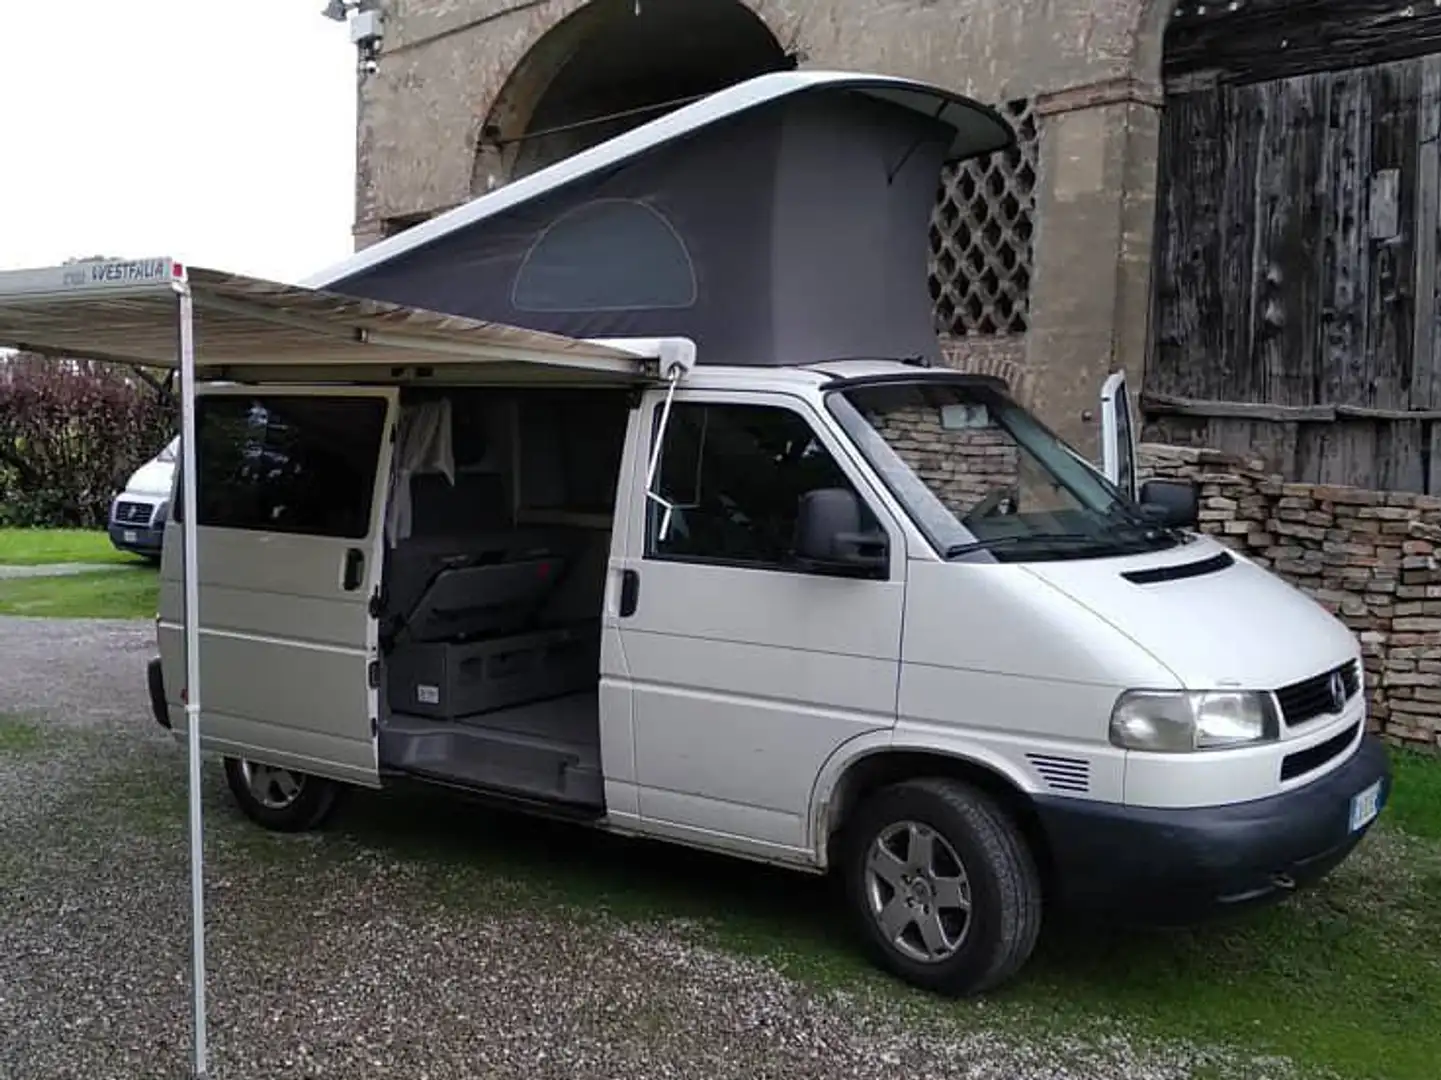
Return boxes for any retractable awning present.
[0,255,691,1080]
[0,257,660,383]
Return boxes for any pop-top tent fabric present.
[308,71,1014,370]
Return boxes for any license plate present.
[122,530,138,543]
[1349,780,1383,832]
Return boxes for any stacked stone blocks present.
[1141,444,1441,751]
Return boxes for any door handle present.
[343,547,365,592]
[619,569,640,617]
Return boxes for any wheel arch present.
[811,742,1055,896]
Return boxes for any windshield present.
[827,379,1182,563]
[156,437,179,465]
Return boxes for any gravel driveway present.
[0,616,1300,1080]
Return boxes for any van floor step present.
[383,768,608,823]
[380,715,603,809]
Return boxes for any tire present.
[842,777,1042,996]
[223,756,343,832]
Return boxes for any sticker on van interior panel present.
[941,403,990,430]
[416,685,440,705]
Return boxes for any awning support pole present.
[642,364,685,542]
[174,275,209,1080]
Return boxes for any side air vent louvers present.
[1026,753,1090,794]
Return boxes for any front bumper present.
[108,521,164,556]
[1035,733,1392,923]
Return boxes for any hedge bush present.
[0,353,174,528]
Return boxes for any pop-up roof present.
[308,71,1014,369]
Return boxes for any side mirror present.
[794,488,888,577]
[1138,479,1199,529]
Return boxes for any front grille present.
[1274,660,1361,728]
[1281,721,1360,782]
[114,501,154,527]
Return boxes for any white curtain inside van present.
[386,398,454,544]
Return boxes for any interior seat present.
[382,470,599,720]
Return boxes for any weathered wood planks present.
[1166,1,1441,86]
[1149,21,1441,493]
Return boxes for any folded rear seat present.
[383,472,600,721]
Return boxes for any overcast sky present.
[0,1,358,284]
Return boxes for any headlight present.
[1109,690,1279,752]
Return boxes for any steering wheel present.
[964,485,1020,524]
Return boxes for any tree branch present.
[126,363,175,400]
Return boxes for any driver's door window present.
[646,402,878,571]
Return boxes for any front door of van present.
[613,390,906,858]
[158,386,398,787]
[1100,371,1138,500]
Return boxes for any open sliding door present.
[158,386,399,787]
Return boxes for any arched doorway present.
[474,0,791,192]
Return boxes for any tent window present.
[512,199,697,312]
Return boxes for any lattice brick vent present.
[929,98,1039,337]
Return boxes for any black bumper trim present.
[1035,733,1392,923]
[109,522,164,556]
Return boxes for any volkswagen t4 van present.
[131,71,1389,996]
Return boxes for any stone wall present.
[1141,443,1441,750]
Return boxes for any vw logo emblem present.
[1328,670,1347,712]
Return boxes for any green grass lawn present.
[0,714,43,754]
[0,527,140,566]
[0,566,158,618]
[1386,748,1441,840]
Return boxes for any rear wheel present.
[223,756,342,832]
[842,777,1042,996]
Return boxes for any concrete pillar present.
[353,220,387,251]
[1024,77,1163,456]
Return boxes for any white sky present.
[0,1,358,284]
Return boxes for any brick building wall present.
[1141,444,1441,750]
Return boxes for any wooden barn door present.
[1150,2,1441,493]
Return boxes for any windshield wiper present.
[945,533,1126,559]
[1100,516,1189,547]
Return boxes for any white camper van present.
[109,436,178,561]
[0,72,1390,998]
[141,351,1388,994]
